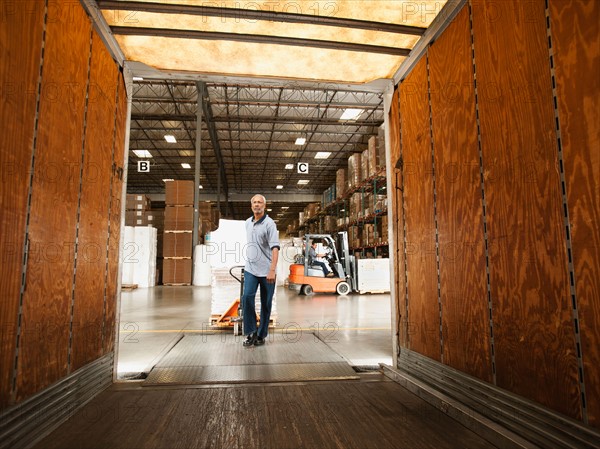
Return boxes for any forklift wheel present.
[336,281,351,295]
[301,284,314,295]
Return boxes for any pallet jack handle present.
[229,266,245,335]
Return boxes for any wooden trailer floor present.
[35,374,497,449]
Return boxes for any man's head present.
[250,194,266,217]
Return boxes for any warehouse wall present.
[390,0,599,427]
[0,0,127,406]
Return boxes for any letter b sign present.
[138,161,150,173]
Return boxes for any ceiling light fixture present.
[295,137,306,145]
[181,163,191,169]
[162,178,174,182]
[297,180,309,185]
[340,108,363,120]
[132,76,144,81]
[314,152,331,159]
[276,185,283,189]
[285,164,294,169]
[198,185,203,189]
[165,135,177,143]
[133,150,152,158]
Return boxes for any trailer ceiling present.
[92,0,450,224]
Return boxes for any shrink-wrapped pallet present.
[121,226,157,287]
[207,219,277,319]
[193,245,212,286]
[347,153,361,190]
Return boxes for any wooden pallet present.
[163,283,191,286]
[121,284,138,291]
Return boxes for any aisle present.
[117,286,393,379]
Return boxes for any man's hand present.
[267,268,276,283]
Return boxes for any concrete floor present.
[116,286,393,379]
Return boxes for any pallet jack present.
[212,265,245,335]
[215,265,272,335]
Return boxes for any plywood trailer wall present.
[399,58,441,362]
[390,0,599,428]
[71,32,119,372]
[549,0,600,426]
[0,0,46,409]
[428,6,492,383]
[388,89,407,347]
[0,1,127,407]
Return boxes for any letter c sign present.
[297,162,309,174]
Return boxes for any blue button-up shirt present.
[244,214,280,277]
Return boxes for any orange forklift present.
[288,232,355,295]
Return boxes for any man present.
[242,194,280,347]
[309,241,334,277]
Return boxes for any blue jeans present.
[242,271,275,338]
[312,260,329,276]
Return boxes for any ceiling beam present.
[145,192,321,203]
[130,114,383,126]
[111,27,412,56]
[132,97,380,109]
[98,1,427,35]
[197,81,231,215]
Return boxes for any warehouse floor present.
[116,286,394,378]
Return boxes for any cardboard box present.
[380,215,389,243]
[163,232,193,258]
[304,203,320,219]
[165,180,195,205]
[324,216,337,233]
[126,194,151,211]
[377,124,386,171]
[361,148,369,182]
[336,168,347,199]
[125,209,160,227]
[164,206,194,231]
[162,258,192,284]
[368,135,379,176]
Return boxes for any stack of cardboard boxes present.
[199,202,220,239]
[125,194,159,226]
[336,167,347,199]
[163,181,194,285]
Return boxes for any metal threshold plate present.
[143,332,359,385]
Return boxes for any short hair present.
[251,194,266,203]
